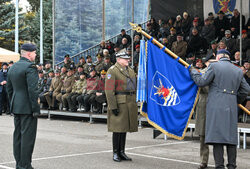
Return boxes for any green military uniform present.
[44,75,62,109]
[194,68,209,167]
[66,77,87,111]
[95,60,104,74]
[56,74,75,109]
[105,50,137,162]
[7,54,40,169]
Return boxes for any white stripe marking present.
[0,165,15,169]
[126,152,215,167]
[0,142,189,165]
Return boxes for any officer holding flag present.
[189,49,250,169]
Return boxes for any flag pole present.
[129,22,250,116]
[129,22,189,68]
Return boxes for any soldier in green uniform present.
[105,49,138,162]
[44,69,62,110]
[67,72,87,112]
[63,54,73,69]
[56,67,75,110]
[76,56,86,68]
[94,54,104,74]
[7,43,40,169]
[84,55,93,76]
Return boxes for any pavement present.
[0,114,249,169]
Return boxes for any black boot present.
[113,132,121,162]
[120,133,132,161]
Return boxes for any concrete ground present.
[0,115,249,169]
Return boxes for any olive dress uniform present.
[56,73,75,109]
[67,76,87,112]
[44,73,62,109]
[6,44,40,169]
[105,51,138,162]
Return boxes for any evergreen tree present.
[0,0,29,51]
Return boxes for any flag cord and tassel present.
[129,22,250,116]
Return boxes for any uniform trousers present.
[14,114,37,169]
[213,143,237,169]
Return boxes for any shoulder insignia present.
[107,74,112,79]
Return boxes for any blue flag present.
[136,40,147,102]
[141,40,199,140]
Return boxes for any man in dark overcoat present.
[190,49,250,169]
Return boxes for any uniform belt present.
[115,91,135,95]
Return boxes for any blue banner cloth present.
[142,41,199,140]
[136,40,147,102]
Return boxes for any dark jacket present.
[0,69,8,93]
[7,57,40,115]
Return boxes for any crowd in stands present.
[1,9,250,116]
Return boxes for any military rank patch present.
[107,74,111,79]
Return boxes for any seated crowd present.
[2,10,249,115]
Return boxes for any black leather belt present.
[115,91,135,95]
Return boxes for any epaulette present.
[110,65,115,69]
[31,64,37,69]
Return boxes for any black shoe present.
[120,151,132,161]
[113,152,121,162]
[198,163,207,169]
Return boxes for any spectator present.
[102,56,113,71]
[201,18,216,45]
[217,41,227,50]
[39,70,54,109]
[0,62,9,115]
[240,65,250,85]
[56,68,75,111]
[38,71,46,95]
[187,28,204,56]
[173,15,182,34]
[44,69,62,110]
[159,21,170,39]
[84,55,93,76]
[205,40,217,60]
[105,40,115,55]
[133,44,140,67]
[63,54,73,69]
[188,19,202,39]
[146,23,157,39]
[236,30,250,60]
[230,9,245,38]
[133,35,141,51]
[208,12,215,25]
[214,11,230,41]
[75,65,84,80]
[116,29,131,46]
[167,27,177,49]
[119,38,129,49]
[195,59,204,69]
[98,40,106,55]
[67,72,87,112]
[90,70,107,114]
[221,30,236,59]
[232,51,241,66]
[150,18,160,33]
[76,56,86,68]
[77,68,99,112]
[162,37,171,48]
[95,54,104,74]
[181,12,192,38]
[44,61,53,78]
[111,44,120,64]
[171,33,187,60]
[37,63,43,72]
[60,65,68,80]
[166,17,174,30]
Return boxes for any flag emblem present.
[150,71,180,106]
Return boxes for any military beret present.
[69,64,75,70]
[55,69,61,73]
[121,29,125,32]
[38,70,44,74]
[38,63,43,66]
[79,56,84,59]
[86,55,92,59]
[48,70,54,74]
[210,40,217,45]
[177,33,183,37]
[135,44,140,49]
[217,49,230,56]
[9,61,14,64]
[21,43,37,52]
[62,65,68,69]
[2,62,8,66]
[96,53,102,58]
[225,30,231,34]
[64,54,70,58]
[170,27,176,32]
[114,44,120,48]
[79,71,86,76]
[208,12,213,16]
